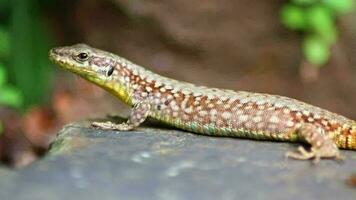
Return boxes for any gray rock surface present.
[0,120,355,200]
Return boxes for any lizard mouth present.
[49,47,114,90]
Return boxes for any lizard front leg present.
[92,100,151,131]
[286,123,342,163]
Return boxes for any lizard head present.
[49,43,132,104]
[49,43,117,80]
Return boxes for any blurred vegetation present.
[0,0,54,111]
[0,63,23,108]
[280,0,354,67]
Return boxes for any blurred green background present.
[0,0,54,110]
[0,0,355,167]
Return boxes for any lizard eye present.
[107,66,115,76]
[76,52,89,61]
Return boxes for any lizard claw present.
[285,145,343,164]
[285,146,315,161]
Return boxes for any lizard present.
[49,44,356,163]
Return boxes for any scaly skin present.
[49,44,356,163]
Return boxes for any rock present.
[0,120,355,200]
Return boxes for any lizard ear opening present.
[107,66,115,76]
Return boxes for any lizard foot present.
[286,145,343,164]
[286,123,344,164]
[91,121,134,131]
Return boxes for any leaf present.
[306,5,338,44]
[292,0,317,6]
[323,0,354,15]
[306,5,334,34]
[303,35,330,66]
[0,86,23,108]
[280,4,307,30]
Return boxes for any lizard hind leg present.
[286,123,342,164]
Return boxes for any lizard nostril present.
[50,48,62,56]
[49,48,57,57]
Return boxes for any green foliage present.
[281,4,307,30]
[0,64,23,108]
[306,5,338,44]
[0,0,10,8]
[292,0,317,6]
[324,0,354,14]
[303,35,330,66]
[0,28,10,58]
[0,86,23,108]
[0,64,6,86]
[306,5,333,33]
[280,0,354,67]
[0,32,23,109]
[0,0,54,110]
